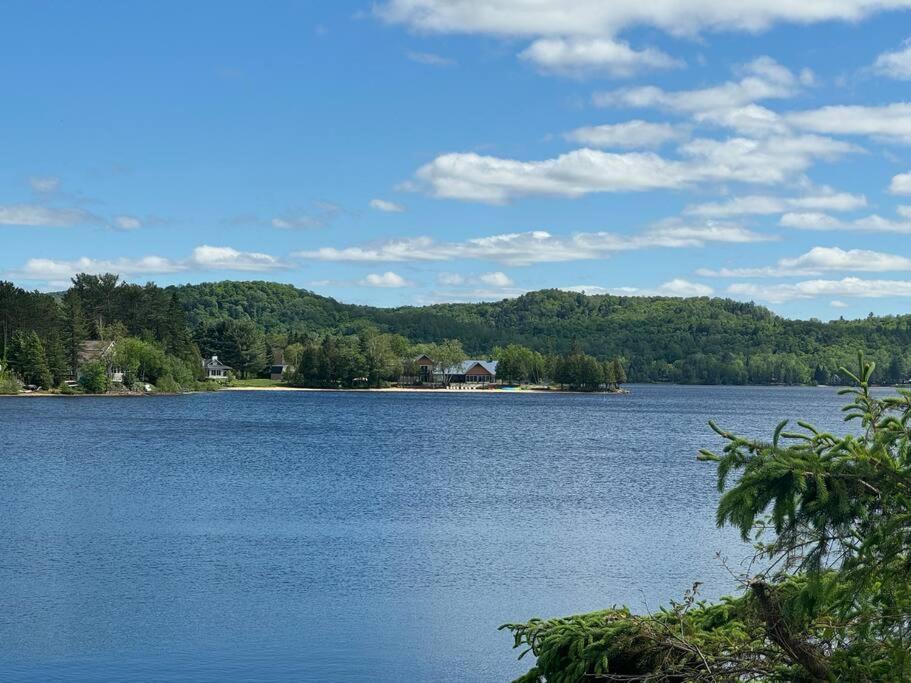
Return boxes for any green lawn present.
[226,378,286,388]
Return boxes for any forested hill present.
[172,280,911,385]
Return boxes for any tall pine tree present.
[61,290,88,377]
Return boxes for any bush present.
[57,382,78,395]
[154,375,182,393]
[0,373,21,395]
[78,361,110,394]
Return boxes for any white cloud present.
[898,205,911,218]
[406,50,456,66]
[729,277,911,303]
[29,176,60,193]
[780,211,911,233]
[112,215,142,231]
[565,278,713,297]
[413,148,683,202]
[369,198,406,212]
[890,171,911,194]
[685,190,866,217]
[358,271,413,287]
[376,2,910,40]
[412,134,855,203]
[645,220,775,246]
[854,214,911,232]
[786,102,911,143]
[10,256,185,281]
[0,204,99,227]
[7,245,289,283]
[874,39,911,79]
[377,4,908,78]
[519,37,681,76]
[297,236,448,263]
[436,271,515,287]
[478,271,514,287]
[593,57,803,112]
[790,247,911,275]
[564,120,682,148]
[295,222,771,267]
[693,104,789,136]
[190,245,288,271]
[675,135,855,184]
[830,300,849,308]
[698,246,911,277]
[779,211,846,230]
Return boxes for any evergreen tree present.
[61,290,88,376]
[9,330,53,388]
[43,332,69,386]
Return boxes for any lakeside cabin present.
[270,351,290,381]
[77,340,123,383]
[202,355,231,380]
[404,354,498,387]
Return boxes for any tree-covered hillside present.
[172,281,911,385]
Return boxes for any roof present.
[443,359,498,375]
[413,354,434,364]
[77,340,115,365]
[203,357,232,370]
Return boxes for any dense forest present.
[0,274,203,393]
[3,275,911,390]
[174,280,911,385]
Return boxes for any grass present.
[227,378,286,388]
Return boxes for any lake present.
[0,385,871,681]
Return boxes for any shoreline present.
[1,385,628,397]
[219,385,571,394]
[6,383,900,398]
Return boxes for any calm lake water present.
[0,385,875,681]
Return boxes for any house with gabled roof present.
[443,359,498,385]
[401,354,498,386]
[413,354,434,383]
[202,355,231,380]
[77,340,123,382]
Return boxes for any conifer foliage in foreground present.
[502,355,911,681]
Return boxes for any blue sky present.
[5,1,911,319]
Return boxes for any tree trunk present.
[749,580,833,682]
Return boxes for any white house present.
[202,355,231,380]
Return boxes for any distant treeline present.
[174,280,911,385]
[4,276,911,389]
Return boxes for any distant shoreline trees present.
[4,274,911,391]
